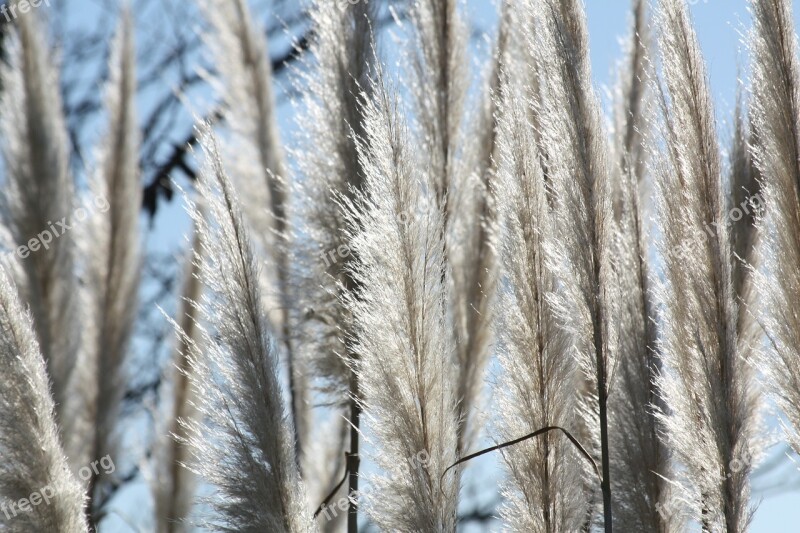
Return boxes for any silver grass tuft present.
[290,1,376,528]
[179,130,313,532]
[406,0,487,454]
[345,79,460,532]
[447,0,506,453]
[528,0,619,528]
[610,0,650,194]
[653,0,761,530]
[0,267,88,533]
[493,66,587,533]
[407,0,469,217]
[196,0,300,449]
[607,2,675,530]
[293,0,374,406]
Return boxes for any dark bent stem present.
[440,425,600,487]
[313,454,350,519]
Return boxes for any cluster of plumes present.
[507,0,624,530]
[0,4,140,532]
[7,0,800,532]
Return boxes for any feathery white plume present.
[653,0,760,529]
[528,0,619,527]
[195,0,300,446]
[407,0,469,215]
[607,2,674,530]
[346,79,460,532]
[493,65,587,533]
[448,1,506,452]
[291,1,376,525]
[179,129,313,532]
[0,267,88,533]
[408,0,491,454]
[610,0,649,193]
[293,0,374,405]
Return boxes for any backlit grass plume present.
[750,0,800,455]
[406,0,489,454]
[493,66,587,533]
[447,0,506,453]
[607,2,674,530]
[528,0,620,528]
[345,78,460,532]
[407,0,468,217]
[291,0,376,529]
[178,130,313,532]
[653,0,761,529]
[0,267,88,533]
[293,0,374,408]
[196,0,300,446]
